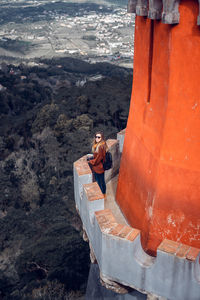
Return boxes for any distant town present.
[0,0,135,68]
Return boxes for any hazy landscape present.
[0,1,135,299]
[0,0,134,68]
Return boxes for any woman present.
[88,132,107,196]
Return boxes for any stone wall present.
[73,130,200,300]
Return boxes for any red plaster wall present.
[116,0,200,255]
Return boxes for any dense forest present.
[0,56,132,299]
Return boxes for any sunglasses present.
[95,135,101,139]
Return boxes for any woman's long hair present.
[92,131,107,153]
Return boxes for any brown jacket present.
[89,142,106,174]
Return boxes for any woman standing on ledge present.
[88,132,107,197]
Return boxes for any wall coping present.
[73,130,200,299]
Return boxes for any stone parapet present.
[73,132,200,300]
[127,0,181,24]
[74,135,124,204]
[74,156,93,213]
[128,0,200,26]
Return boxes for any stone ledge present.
[84,182,104,201]
[95,209,117,233]
[74,156,92,176]
[148,9,162,20]
[73,131,200,300]
[162,12,180,25]
[158,239,200,261]
[175,244,190,258]
[126,228,140,241]
[95,209,140,241]
[186,247,200,261]
[158,239,180,255]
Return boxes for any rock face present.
[0,57,132,299]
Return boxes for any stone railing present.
[73,129,200,300]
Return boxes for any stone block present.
[136,0,148,16]
[109,224,125,237]
[95,209,117,232]
[74,156,92,176]
[158,239,180,255]
[126,228,140,241]
[162,0,180,24]
[175,244,190,258]
[84,182,104,201]
[148,0,162,19]
[117,225,133,239]
[186,247,200,261]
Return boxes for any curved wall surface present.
[116,0,200,255]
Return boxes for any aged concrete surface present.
[105,175,127,225]
[85,263,147,299]
[73,156,93,213]
[162,0,180,24]
[148,0,163,20]
[93,203,200,300]
[73,131,200,300]
[100,272,131,294]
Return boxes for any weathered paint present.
[117,0,200,255]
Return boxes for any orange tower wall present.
[116,0,200,255]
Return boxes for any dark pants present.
[94,172,106,194]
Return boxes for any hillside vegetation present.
[0,57,132,299]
